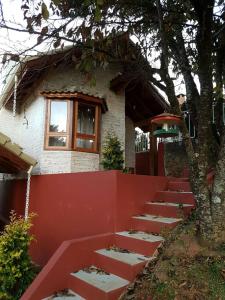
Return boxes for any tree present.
[1,0,225,240]
[102,132,124,170]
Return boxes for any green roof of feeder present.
[153,128,179,138]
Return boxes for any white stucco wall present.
[0,63,127,174]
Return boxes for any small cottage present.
[0,43,167,176]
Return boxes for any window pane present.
[77,103,95,135]
[48,136,67,147]
[49,101,68,133]
[77,138,94,149]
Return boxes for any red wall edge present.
[20,233,114,300]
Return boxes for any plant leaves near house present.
[102,132,124,170]
[0,212,37,300]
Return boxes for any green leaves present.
[0,213,37,300]
[41,2,49,20]
[52,0,61,5]
[94,5,101,22]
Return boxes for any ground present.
[120,217,225,300]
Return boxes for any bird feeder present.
[151,113,182,138]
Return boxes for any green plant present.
[102,132,124,170]
[0,212,37,300]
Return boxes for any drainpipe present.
[25,165,33,220]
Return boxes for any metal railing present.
[135,132,150,152]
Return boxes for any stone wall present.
[164,142,188,177]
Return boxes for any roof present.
[110,73,169,124]
[0,47,82,110]
[0,37,169,121]
[0,132,37,173]
[41,87,108,112]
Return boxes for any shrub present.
[0,212,37,300]
[102,132,124,170]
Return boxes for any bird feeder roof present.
[151,113,182,125]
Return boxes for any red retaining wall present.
[16,171,168,300]
[135,151,151,175]
[21,233,114,300]
[11,171,168,266]
[135,142,165,176]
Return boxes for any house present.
[0,40,190,300]
[0,41,167,177]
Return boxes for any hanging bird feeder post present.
[149,113,182,176]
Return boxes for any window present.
[46,100,70,149]
[44,93,104,152]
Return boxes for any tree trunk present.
[211,130,225,240]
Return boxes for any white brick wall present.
[0,63,127,175]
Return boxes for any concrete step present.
[144,202,194,218]
[69,266,129,300]
[168,181,191,192]
[154,191,195,205]
[132,214,182,233]
[115,231,164,256]
[43,290,85,299]
[94,248,153,281]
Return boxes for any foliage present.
[101,132,124,170]
[0,212,37,300]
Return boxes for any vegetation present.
[0,213,37,300]
[102,132,124,170]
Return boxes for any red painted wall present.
[18,171,168,300]
[135,151,151,175]
[28,171,117,266]
[157,142,165,176]
[135,143,165,176]
[115,173,168,231]
[11,171,168,266]
[21,233,114,300]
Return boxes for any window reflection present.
[77,103,95,135]
[48,136,67,147]
[49,101,67,132]
[76,138,94,149]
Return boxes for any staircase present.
[42,178,195,300]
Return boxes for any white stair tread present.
[159,190,192,194]
[146,202,193,207]
[133,214,182,224]
[43,290,85,300]
[96,248,152,265]
[116,231,164,243]
[71,266,129,292]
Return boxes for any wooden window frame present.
[44,95,102,153]
[45,99,71,150]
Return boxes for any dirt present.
[119,221,225,300]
